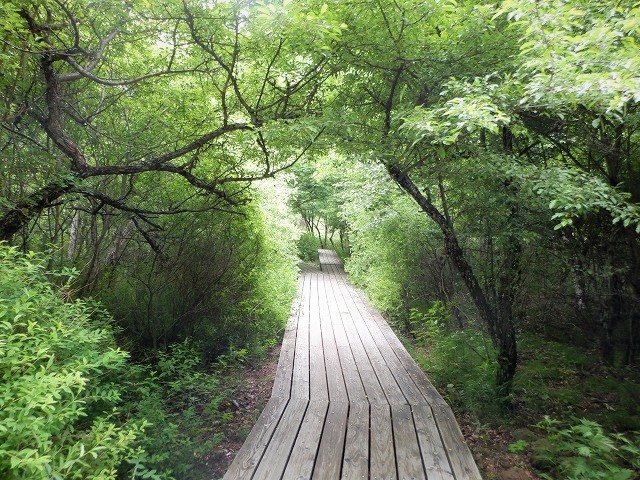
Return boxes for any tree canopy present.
[1,0,640,478]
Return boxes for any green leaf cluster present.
[535,417,640,480]
[0,245,153,479]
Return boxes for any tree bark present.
[0,182,75,241]
[384,161,517,391]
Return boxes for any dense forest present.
[1,0,639,478]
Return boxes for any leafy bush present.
[297,231,320,261]
[534,417,640,480]
[0,245,154,479]
[121,342,228,479]
[409,304,500,419]
[97,179,298,359]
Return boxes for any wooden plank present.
[252,398,309,480]
[329,278,391,405]
[340,312,387,404]
[432,405,482,479]
[309,273,329,401]
[227,249,480,480]
[348,291,427,406]
[324,275,368,403]
[282,400,329,480]
[312,401,349,480]
[272,274,304,398]
[339,282,408,405]
[392,404,426,480]
[341,402,369,479]
[291,273,312,399]
[318,273,349,403]
[412,404,455,480]
[223,397,288,480]
[355,289,449,407]
[370,404,397,480]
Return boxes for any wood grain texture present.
[392,404,427,480]
[370,404,397,480]
[282,400,329,480]
[291,273,311,399]
[432,404,483,479]
[309,273,329,401]
[252,398,309,480]
[341,401,369,479]
[223,397,288,480]
[412,404,455,480]
[312,401,349,480]
[319,273,349,403]
[271,275,304,399]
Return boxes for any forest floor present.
[205,344,540,480]
[457,413,540,480]
[208,347,280,479]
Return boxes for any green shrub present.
[409,304,501,419]
[0,245,155,480]
[534,417,640,480]
[507,439,529,453]
[297,232,320,261]
[114,339,241,479]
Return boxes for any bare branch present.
[57,29,119,82]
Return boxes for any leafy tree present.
[289,157,348,251]
[0,0,337,242]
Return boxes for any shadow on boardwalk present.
[224,249,481,480]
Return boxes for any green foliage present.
[0,245,154,480]
[534,417,640,480]
[297,232,320,262]
[504,162,640,233]
[508,439,529,453]
[496,0,640,114]
[338,161,444,325]
[510,335,640,431]
[400,76,512,146]
[120,342,228,479]
[409,305,500,418]
[95,178,299,357]
[289,157,349,251]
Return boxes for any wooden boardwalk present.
[224,249,481,480]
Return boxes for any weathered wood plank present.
[341,402,369,479]
[350,293,427,406]
[324,274,368,403]
[252,398,309,480]
[223,397,288,480]
[312,401,349,480]
[355,288,449,407]
[370,404,397,480]
[338,281,409,405]
[318,273,349,403]
[272,274,304,398]
[392,404,426,480]
[282,400,329,480]
[342,314,387,404]
[432,404,483,479]
[309,272,329,401]
[226,249,480,480]
[412,404,455,480]
[330,278,393,405]
[291,273,312,399]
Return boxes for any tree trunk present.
[0,182,74,241]
[384,162,518,392]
